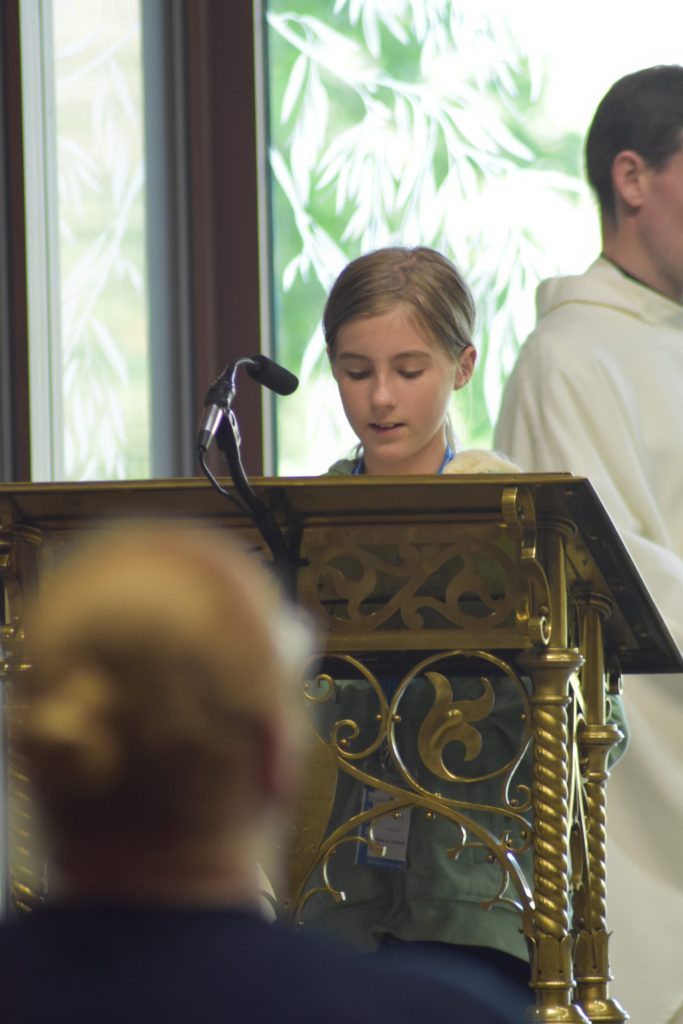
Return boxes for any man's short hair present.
[585,64,683,221]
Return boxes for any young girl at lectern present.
[304,246,537,998]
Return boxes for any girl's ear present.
[454,346,477,390]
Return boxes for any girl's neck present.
[362,438,453,476]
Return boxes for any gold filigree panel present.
[289,650,535,937]
[298,519,550,652]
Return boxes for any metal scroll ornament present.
[288,650,535,939]
[502,485,552,647]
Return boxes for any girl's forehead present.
[335,306,441,355]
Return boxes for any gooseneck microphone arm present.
[197,355,298,454]
[197,355,299,576]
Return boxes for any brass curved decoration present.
[306,531,519,633]
[303,655,390,762]
[397,650,532,791]
[303,672,336,705]
[292,778,535,937]
[502,486,552,647]
[417,671,495,774]
[383,653,534,855]
[292,649,536,937]
[294,805,416,918]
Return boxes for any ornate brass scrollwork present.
[300,523,533,649]
[418,671,495,776]
[502,487,552,647]
[289,650,535,940]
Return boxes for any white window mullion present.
[19,0,63,482]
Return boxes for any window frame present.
[0,0,31,483]
[1,0,267,484]
[183,0,266,477]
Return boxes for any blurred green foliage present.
[54,0,148,480]
[266,0,594,474]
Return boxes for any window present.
[19,0,193,482]
[265,0,683,476]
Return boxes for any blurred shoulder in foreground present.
[0,522,521,1024]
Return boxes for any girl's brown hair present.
[323,246,475,361]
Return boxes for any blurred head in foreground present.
[14,524,311,906]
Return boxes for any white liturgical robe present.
[495,256,683,1024]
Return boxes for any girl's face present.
[331,305,475,475]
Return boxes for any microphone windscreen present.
[246,355,299,396]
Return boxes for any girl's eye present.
[346,369,370,380]
[399,369,423,379]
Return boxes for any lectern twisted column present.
[519,647,587,1023]
[573,595,626,1023]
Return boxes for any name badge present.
[356,781,412,869]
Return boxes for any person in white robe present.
[494,64,683,1024]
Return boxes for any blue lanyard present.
[352,444,454,476]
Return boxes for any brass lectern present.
[1,475,680,1023]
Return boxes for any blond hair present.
[323,246,475,361]
[14,524,311,845]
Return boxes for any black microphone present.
[197,355,298,451]
[197,369,237,453]
[245,354,299,395]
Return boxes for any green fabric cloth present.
[326,457,357,476]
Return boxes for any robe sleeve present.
[494,335,683,653]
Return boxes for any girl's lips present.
[369,422,404,431]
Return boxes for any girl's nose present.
[371,374,397,409]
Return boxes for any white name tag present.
[356,783,412,869]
